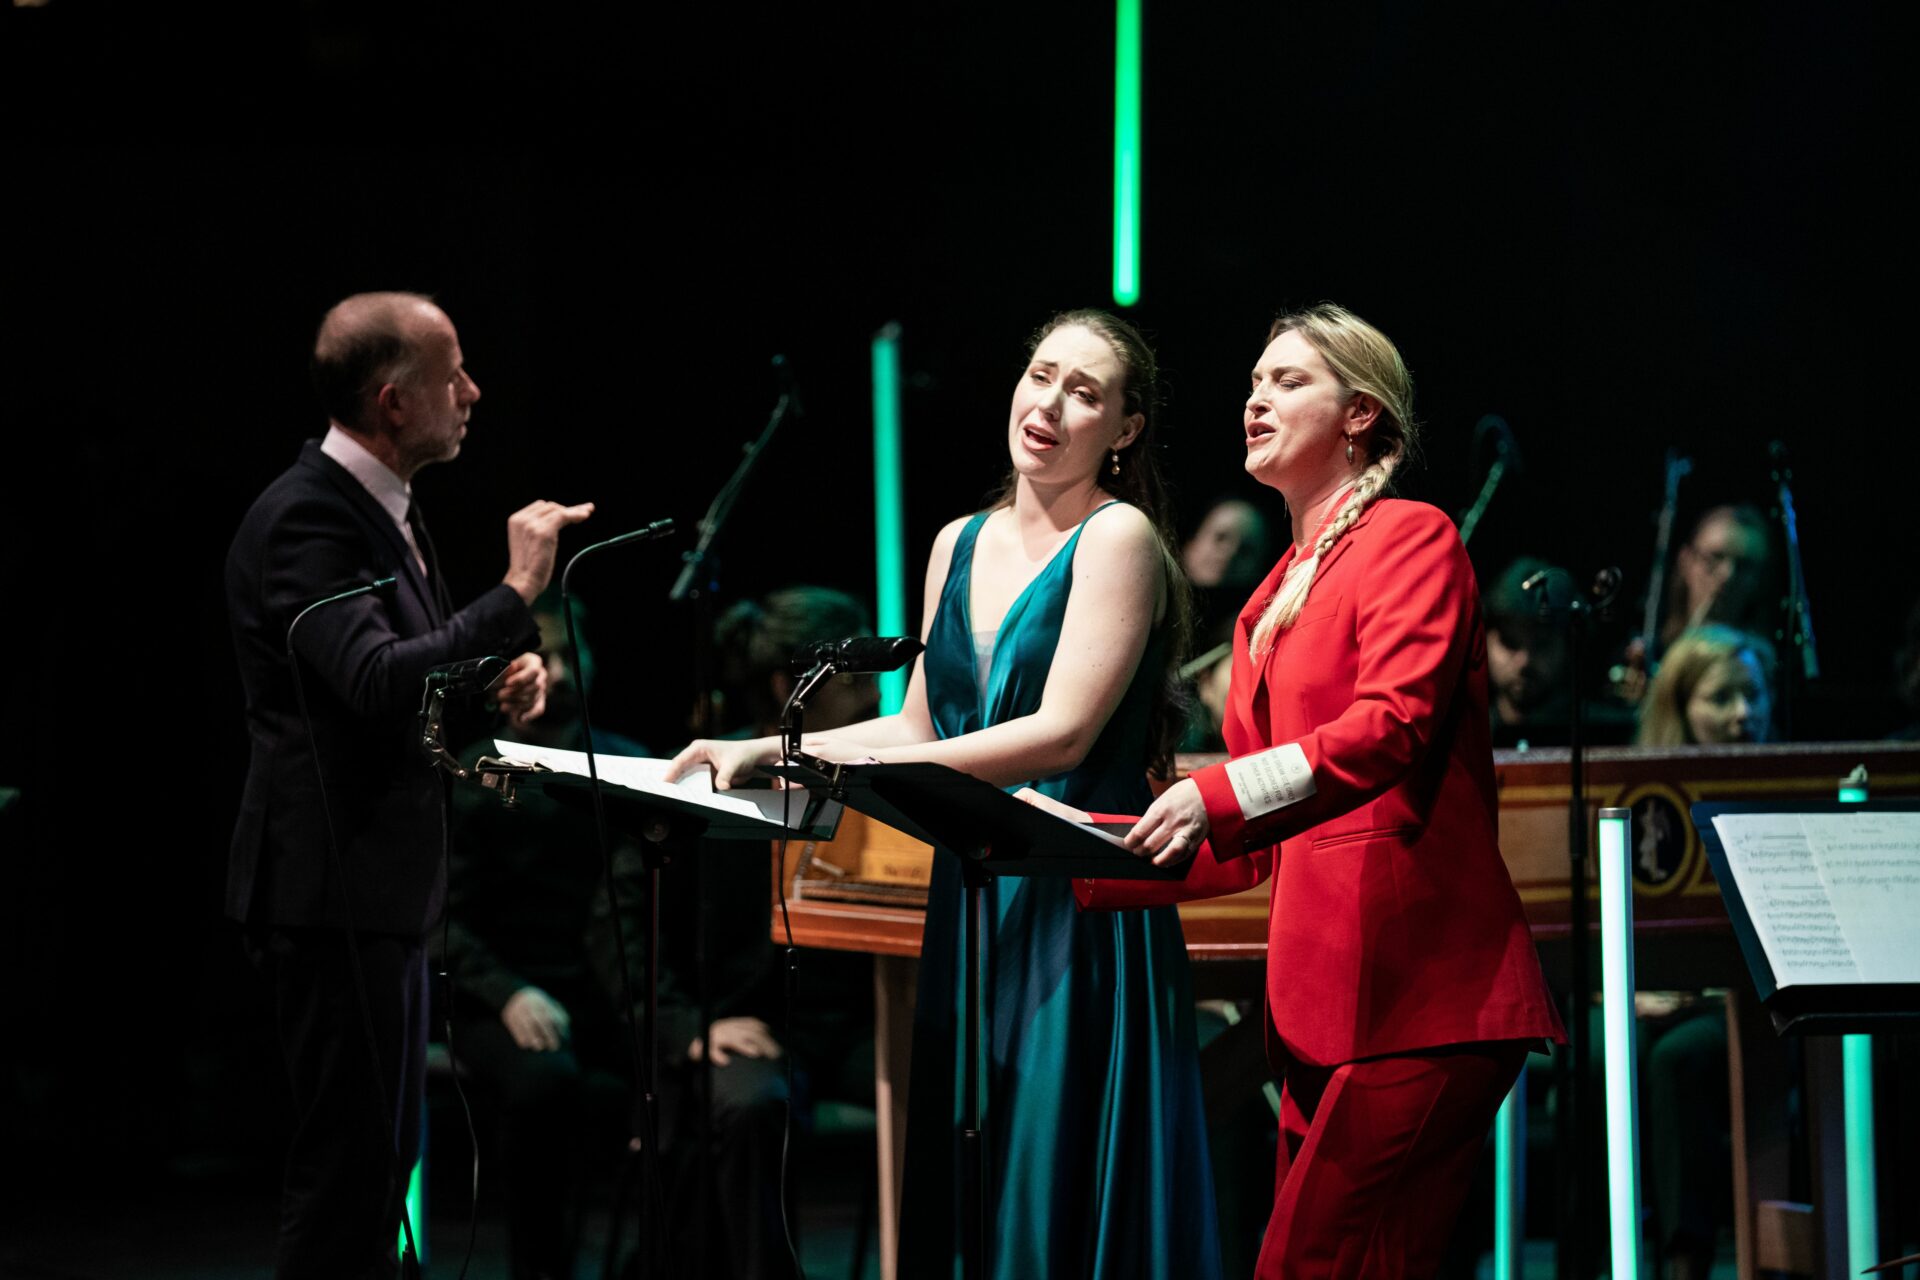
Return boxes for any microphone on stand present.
[1521,565,1575,615]
[587,518,676,553]
[1457,415,1521,547]
[671,357,798,606]
[301,576,400,611]
[425,656,509,696]
[789,635,925,676]
[784,637,924,758]
[1770,440,1820,682]
[419,656,509,779]
[771,352,803,419]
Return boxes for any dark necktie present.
[405,500,452,616]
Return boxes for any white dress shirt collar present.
[319,425,428,576]
[320,424,412,529]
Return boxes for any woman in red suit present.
[1072,303,1564,1278]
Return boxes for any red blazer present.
[1081,499,1564,1066]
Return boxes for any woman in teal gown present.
[670,310,1221,1279]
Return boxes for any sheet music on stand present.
[1693,799,1920,1033]
[491,740,842,840]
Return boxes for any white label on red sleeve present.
[1223,743,1315,819]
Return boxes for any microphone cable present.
[417,653,519,1280]
[285,578,424,1278]
[774,714,807,1280]
[426,676,503,1280]
[558,521,676,1277]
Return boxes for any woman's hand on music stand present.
[1126,777,1209,867]
[1012,788,1093,824]
[798,735,884,767]
[664,736,775,790]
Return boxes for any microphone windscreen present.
[790,636,924,675]
[425,655,509,695]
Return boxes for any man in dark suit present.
[226,291,592,1279]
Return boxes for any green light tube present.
[1837,775,1877,1273]
[1111,0,1142,306]
[1493,1064,1526,1280]
[1597,806,1641,1278]
[396,1155,425,1262]
[1843,1034,1877,1273]
[871,323,908,714]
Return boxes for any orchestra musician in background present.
[1620,627,1781,1278]
[1636,625,1778,747]
[1616,504,1776,705]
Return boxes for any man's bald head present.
[311,291,445,431]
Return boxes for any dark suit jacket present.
[1080,500,1564,1066]
[226,441,537,936]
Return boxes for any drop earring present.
[1110,450,1121,476]
[1345,437,1355,463]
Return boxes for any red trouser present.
[1257,1040,1529,1279]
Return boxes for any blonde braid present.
[1249,458,1396,656]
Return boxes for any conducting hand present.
[1124,776,1209,867]
[503,500,596,603]
[501,986,571,1052]
[493,651,548,728]
[689,1016,783,1067]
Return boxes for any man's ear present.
[374,380,407,426]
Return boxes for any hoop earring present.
[1110,450,1121,476]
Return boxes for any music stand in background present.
[768,754,1185,1280]
[1693,799,1920,1278]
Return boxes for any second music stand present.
[769,754,1185,1280]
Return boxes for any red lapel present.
[1224,497,1390,754]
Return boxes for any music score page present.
[1709,812,1920,988]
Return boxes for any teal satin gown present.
[897,502,1223,1280]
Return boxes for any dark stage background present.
[2,0,1910,1244]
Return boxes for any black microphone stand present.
[1640,450,1692,660]
[558,519,676,1280]
[667,360,798,1273]
[1770,442,1819,740]
[1530,565,1620,1280]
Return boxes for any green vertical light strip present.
[872,323,908,714]
[1837,776,1877,1274]
[1843,1034,1877,1273]
[1597,807,1641,1279]
[1111,0,1142,307]
[1493,1065,1526,1280]
[396,1156,425,1263]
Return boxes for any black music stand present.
[1693,799,1919,1274]
[768,754,1186,1280]
[484,748,841,1279]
